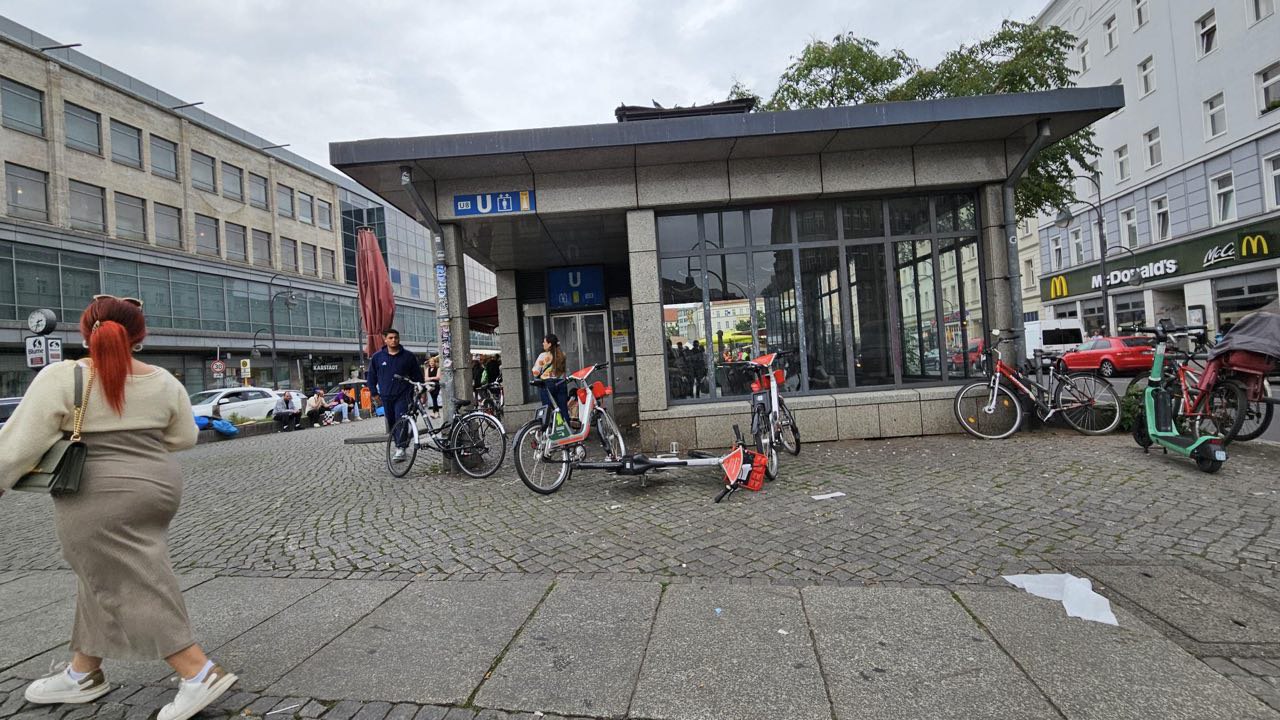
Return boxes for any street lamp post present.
[267,273,300,390]
[1055,173,1110,333]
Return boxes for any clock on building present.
[27,309,57,336]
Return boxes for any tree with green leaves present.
[732,21,1099,219]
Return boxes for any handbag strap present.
[69,364,92,443]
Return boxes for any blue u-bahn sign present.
[453,190,536,216]
[547,265,605,310]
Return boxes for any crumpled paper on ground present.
[1002,573,1119,626]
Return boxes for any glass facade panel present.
[64,102,100,154]
[799,247,848,389]
[795,204,836,243]
[840,200,884,239]
[658,214,700,253]
[191,151,215,192]
[749,207,790,245]
[140,265,172,329]
[114,193,146,241]
[110,120,142,167]
[896,240,942,382]
[15,262,60,318]
[195,214,219,256]
[1,78,43,135]
[753,249,802,391]
[60,266,99,323]
[934,194,977,233]
[198,275,225,331]
[706,253,750,397]
[170,270,200,329]
[721,210,746,248]
[5,163,48,221]
[1114,292,1145,332]
[889,197,931,236]
[228,280,251,333]
[155,204,182,248]
[225,222,247,262]
[150,136,177,179]
[221,163,243,201]
[252,229,271,265]
[955,237,984,377]
[69,180,105,232]
[847,244,893,386]
[661,256,707,399]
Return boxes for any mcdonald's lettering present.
[1241,233,1271,258]
[1049,276,1069,299]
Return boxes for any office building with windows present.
[0,16,463,396]
[1034,0,1280,334]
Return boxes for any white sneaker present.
[25,667,111,704]
[342,418,350,423]
[313,423,320,428]
[157,665,237,720]
[392,448,406,460]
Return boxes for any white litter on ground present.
[1002,573,1119,626]
[811,491,846,501]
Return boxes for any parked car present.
[1058,336,1155,377]
[189,387,280,420]
[949,339,985,372]
[0,397,20,431]
[1024,318,1087,358]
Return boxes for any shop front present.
[331,88,1121,449]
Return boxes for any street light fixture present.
[267,273,301,390]
[1055,172,1114,332]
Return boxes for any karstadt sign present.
[1041,220,1276,301]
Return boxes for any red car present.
[1058,336,1155,377]
[949,339,985,372]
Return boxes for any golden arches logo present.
[1241,234,1270,257]
[1048,276,1069,299]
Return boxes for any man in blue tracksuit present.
[366,328,423,458]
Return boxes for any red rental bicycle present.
[722,352,801,480]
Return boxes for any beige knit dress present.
[0,360,199,661]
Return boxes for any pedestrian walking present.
[366,328,422,459]
[0,295,237,720]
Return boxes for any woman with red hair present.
[0,296,237,720]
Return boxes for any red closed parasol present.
[355,227,395,356]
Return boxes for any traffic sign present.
[239,358,251,379]
[212,371,225,380]
[25,336,46,369]
[211,360,226,373]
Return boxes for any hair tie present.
[92,320,102,331]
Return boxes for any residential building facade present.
[1035,0,1280,335]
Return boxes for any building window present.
[1137,57,1155,96]
[1134,0,1149,28]
[280,237,298,271]
[0,78,44,136]
[1260,63,1280,115]
[1104,15,1118,52]
[1197,11,1218,56]
[1120,207,1138,248]
[1023,258,1035,289]
[4,163,49,221]
[114,193,146,242]
[1114,292,1146,330]
[195,214,219,256]
[155,204,182,248]
[191,151,216,192]
[1050,235,1063,271]
[298,192,314,224]
[321,248,336,279]
[1204,92,1227,138]
[1216,270,1280,326]
[301,243,318,275]
[1070,228,1085,265]
[110,120,142,168]
[225,222,247,262]
[249,173,269,209]
[69,180,106,232]
[150,135,178,180]
[1150,196,1170,241]
[1115,145,1130,181]
[317,199,332,230]
[221,163,243,201]
[1254,0,1276,23]
[277,184,294,218]
[1077,40,1090,73]
[64,102,101,155]
[1144,127,1161,167]
[252,229,272,265]
[1211,172,1236,224]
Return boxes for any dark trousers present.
[427,382,441,411]
[383,393,413,447]
[538,380,571,426]
[276,411,300,431]
[306,408,325,426]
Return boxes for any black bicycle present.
[475,380,504,419]
[386,374,507,478]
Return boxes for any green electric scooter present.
[1132,319,1228,473]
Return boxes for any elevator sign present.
[453,190,536,216]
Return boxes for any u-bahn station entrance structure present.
[331,88,1122,451]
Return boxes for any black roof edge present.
[330,86,1123,168]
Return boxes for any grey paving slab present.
[475,580,661,717]
[630,584,829,720]
[215,580,406,691]
[0,599,75,672]
[0,572,31,587]
[802,586,1058,720]
[269,579,551,705]
[0,572,75,623]
[957,589,1279,720]
[1083,565,1280,644]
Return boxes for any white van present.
[1024,318,1087,358]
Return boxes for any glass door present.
[551,315,582,373]
[581,313,608,368]
[548,311,613,388]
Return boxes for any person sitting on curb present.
[328,389,354,423]
[304,388,328,427]
[273,390,302,432]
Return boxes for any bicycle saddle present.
[453,399,473,409]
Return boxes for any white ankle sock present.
[65,667,90,682]
[185,660,214,684]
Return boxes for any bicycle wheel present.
[1194,379,1248,444]
[1055,373,1121,435]
[777,399,800,456]
[450,412,507,479]
[1234,380,1274,442]
[753,407,778,480]
[594,409,625,461]
[953,380,1022,440]
[513,420,570,494]
[386,416,417,477]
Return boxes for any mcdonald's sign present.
[1048,275,1069,299]
[1240,232,1271,258]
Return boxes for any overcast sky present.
[1,1,1045,170]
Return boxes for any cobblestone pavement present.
[3,422,1280,718]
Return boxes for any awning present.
[468,296,498,332]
